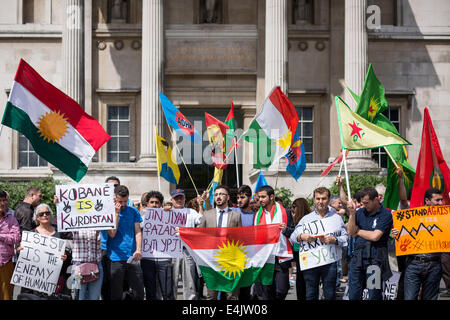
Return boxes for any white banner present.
[297,215,343,271]
[142,208,188,258]
[11,231,66,295]
[55,183,115,232]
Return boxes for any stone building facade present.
[0,0,449,202]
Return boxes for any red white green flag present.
[1,59,110,182]
[179,224,281,292]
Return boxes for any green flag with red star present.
[335,96,410,151]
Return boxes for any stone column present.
[344,0,375,167]
[63,0,84,106]
[265,0,288,96]
[139,0,163,164]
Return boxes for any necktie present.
[218,209,225,227]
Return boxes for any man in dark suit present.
[198,185,242,300]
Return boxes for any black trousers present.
[257,259,291,300]
[110,261,144,300]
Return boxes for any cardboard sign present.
[297,215,343,271]
[11,231,66,295]
[142,208,188,258]
[55,183,115,232]
[392,205,450,256]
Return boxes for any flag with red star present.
[335,96,410,151]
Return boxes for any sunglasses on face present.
[37,211,51,217]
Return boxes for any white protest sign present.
[297,215,343,271]
[342,271,401,300]
[55,183,115,232]
[142,208,188,258]
[11,231,66,295]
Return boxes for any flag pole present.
[154,126,161,192]
[342,147,352,202]
[384,146,400,170]
[338,149,345,177]
[234,140,240,188]
[168,126,199,196]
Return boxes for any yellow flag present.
[155,126,180,184]
[335,96,410,151]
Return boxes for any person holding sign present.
[392,188,443,300]
[106,185,144,300]
[290,187,348,300]
[347,187,393,300]
[0,190,21,300]
[140,190,174,300]
[16,204,69,298]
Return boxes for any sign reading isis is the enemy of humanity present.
[55,183,115,232]
[11,231,66,295]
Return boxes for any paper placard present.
[142,208,188,258]
[55,183,115,232]
[11,231,66,295]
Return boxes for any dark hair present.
[105,176,120,184]
[0,190,7,199]
[237,185,252,198]
[424,188,442,202]
[145,190,164,205]
[353,191,362,202]
[292,198,311,226]
[313,187,331,199]
[114,185,129,197]
[257,185,274,197]
[186,198,200,211]
[215,185,230,196]
[26,186,41,197]
[359,187,379,201]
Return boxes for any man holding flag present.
[254,185,293,300]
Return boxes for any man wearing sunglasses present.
[14,186,42,233]
[198,185,242,300]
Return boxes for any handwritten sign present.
[142,208,188,258]
[55,183,115,232]
[297,215,343,271]
[392,205,450,256]
[11,231,66,295]
[343,271,401,300]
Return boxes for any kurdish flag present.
[2,59,110,182]
[179,224,281,292]
[335,96,410,151]
[244,87,299,169]
[224,99,241,153]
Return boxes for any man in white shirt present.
[170,189,203,300]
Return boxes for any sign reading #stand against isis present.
[55,183,116,232]
[393,205,450,256]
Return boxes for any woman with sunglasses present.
[16,204,68,299]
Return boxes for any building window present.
[107,106,130,162]
[371,106,400,168]
[295,106,314,163]
[18,133,48,167]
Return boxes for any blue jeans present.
[72,261,104,300]
[302,262,337,300]
[404,258,442,300]
[348,257,382,300]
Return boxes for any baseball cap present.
[170,189,185,198]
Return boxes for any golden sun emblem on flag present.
[276,129,293,151]
[214,240,249,278]
[36,110,69,143]
[368,96,380,120]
